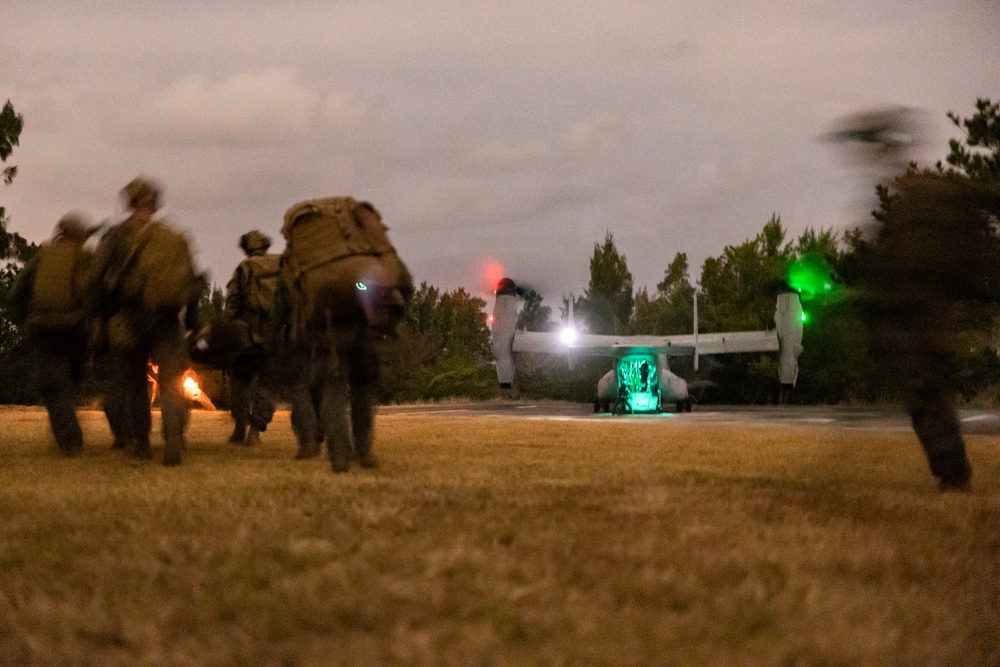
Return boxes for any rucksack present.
[238,252,282,344]
[118,220,199,313]
[241,253,282,317]
[27,238,91,329]
[281,197,412,337]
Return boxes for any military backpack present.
[118,220,199,313]
[238,252,282,343]
[280,197,413,337]
[241,253,282,318]
[27,238,92,330]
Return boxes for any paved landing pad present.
[378,402,1000,435]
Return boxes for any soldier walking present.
[832,108,1000,491]
[270,197,413,471]
[89,177,204,465]
[858,173,1000,491]
[9,214,96,455]
[223,230,280,445]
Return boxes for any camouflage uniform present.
[223,230,278,445]
[89,178,202,465]
[859,173,1000,491]
[256,197,412,472]
[260,272,382,471]
[9,214,95,455]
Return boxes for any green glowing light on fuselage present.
[356,282,368,291]
[616,354,660,414]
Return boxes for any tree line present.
[2,98,999,407]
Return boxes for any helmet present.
[239,230,272,256]
[54,212,94,243]
[121,176,160,210]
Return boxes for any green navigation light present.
[786,254,842,303]
[356,282,368,291]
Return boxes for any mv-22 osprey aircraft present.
[490,278,805,414]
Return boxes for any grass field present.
[1,404,999,666]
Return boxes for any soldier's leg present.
[311,386,325,445]
[34,335,84,455]
[318,352,352,473]
[289,348,321,459]
[105,347,151,456]
[244,351,267,446]
[248,348,279,435]
[97,348,127,449]
[130,349,154,456]
[348,336,379,468]
[228,359,253,443]
[152,325,190,466]
[903,353,971,491]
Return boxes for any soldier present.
[263,275,383,468]
[261,276,324,459]
[857,173,1000,491]
[831,108,1000,491]
[89,177,204,465]
[223,229,280,445]
[9,213,97,455]
[259,197,413,472]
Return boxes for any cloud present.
[322,90,376,136]
[121,69,319,147]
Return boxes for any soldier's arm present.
[223,266,243,318]
[7,258,37,326]
[184,273,209,332]
[85,228,122,317]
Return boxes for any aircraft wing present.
[512,329,779,357]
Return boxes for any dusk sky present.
[3,1,999,302]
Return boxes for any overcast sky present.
[3,1,999,302]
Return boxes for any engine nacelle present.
[491,279,520,388]
[774,291,804,386]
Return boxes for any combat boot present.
[931,451,972,493]
[246,427,261,447]
[295,440,321,459]
[162,438,183,466]
[58,438,83,458]
[354,435,377,469]
[229,424,247,444]
[129,437,153,460]
[330,440,351,473]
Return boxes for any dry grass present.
[1,405,999,666]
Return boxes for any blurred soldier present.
[857,173,1000,491]
[9,213,97,455]
[89,177,204,465]
[832,108,1000,491]
[223,229,280,445]
[260,197,413,471]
